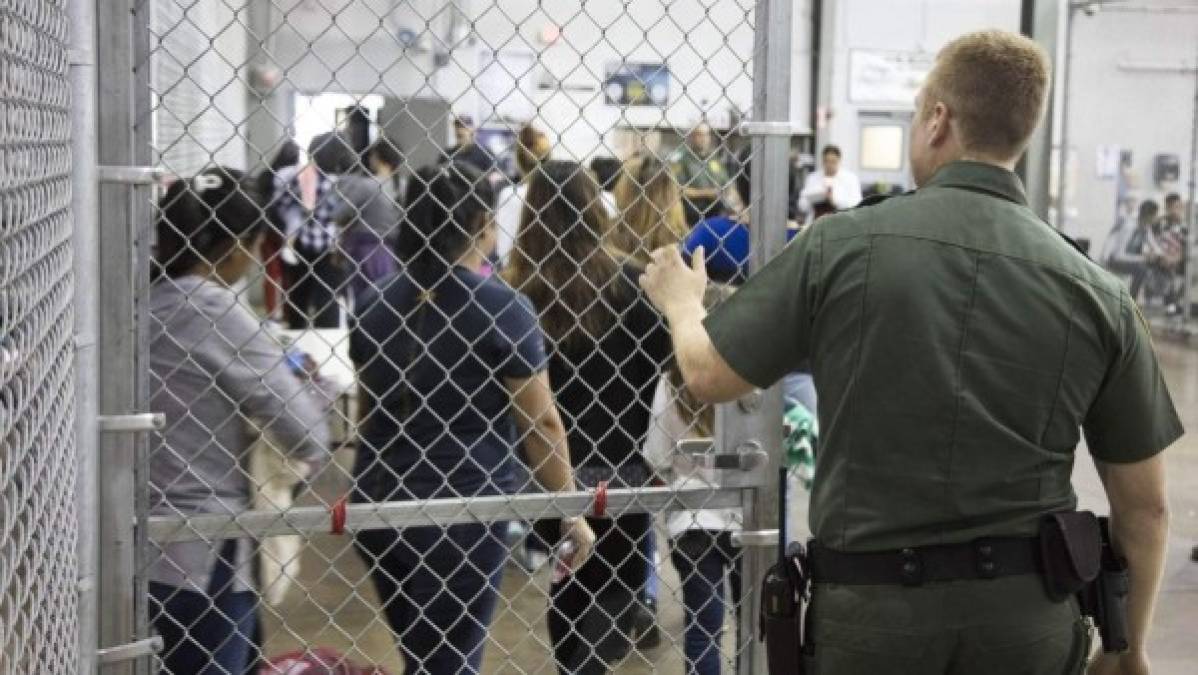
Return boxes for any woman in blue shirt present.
[350,162,594,674]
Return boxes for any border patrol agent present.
[671,121,734,223]
[642,31,1180,675]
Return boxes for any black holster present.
[1079,518,1131,653]
[759,541,809,674]
[1039,511,1130,653]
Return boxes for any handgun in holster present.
[759,468,809,674]
[1039,511,1130,653]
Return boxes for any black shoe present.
[1191,544,1198,562]
[632,599,662,650]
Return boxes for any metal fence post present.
[735,1,795,673]
[95,1,155,671]
[70,0,100,671]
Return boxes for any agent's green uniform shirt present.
[705,161,1183,553]
[670,145,730,191]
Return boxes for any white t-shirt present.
[798,168,863,222]
[493,183,527,265]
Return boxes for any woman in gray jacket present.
[148,167,331,674]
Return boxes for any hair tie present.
[193,173,222,193]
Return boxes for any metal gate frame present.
[86,1,799,672]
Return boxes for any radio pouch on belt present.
[1038,510,1102,601]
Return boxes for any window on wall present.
[860,124,905,172]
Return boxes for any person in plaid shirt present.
[274,132,352,328]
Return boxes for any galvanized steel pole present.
[95,1,154,671]
[69,0,99,670]
[737,0,794,672]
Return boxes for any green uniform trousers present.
[802,575,1092,675]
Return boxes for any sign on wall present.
[848,50,934,106]
[604,62,670,107]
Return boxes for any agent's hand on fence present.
[640,245,708,323]
[559,516,595,571]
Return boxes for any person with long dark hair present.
[505,160,672,673]
[349,161,594,674]
[148,167,331,674]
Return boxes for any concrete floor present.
[255,337,1198,674]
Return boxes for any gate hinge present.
[98,413,165,433]
[97,636,163,665]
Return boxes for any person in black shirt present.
[506,161,672,673]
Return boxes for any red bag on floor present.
[262,648,388,675]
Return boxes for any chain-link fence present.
[114,1,797,673]
[0,1,80,672]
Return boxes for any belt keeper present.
[592,481,608,518]
[330,495,348,535]
[899,548,922,586]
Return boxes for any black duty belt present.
[809,537,1042,587]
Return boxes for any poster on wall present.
[604,62,670,106]
[848,50,934,106]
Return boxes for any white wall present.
[266,0,800,161]
[819,0,1021,186]
[1064,9,1197,252]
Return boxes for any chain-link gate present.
[92,1,796,672]
[0,0,80,672]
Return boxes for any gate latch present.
[97,636,163,665]
[677,438,768,472]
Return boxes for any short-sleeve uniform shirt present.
[350,267,547,500]
[705,161,1183,552]
[670,146,731,192]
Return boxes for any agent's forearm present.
[1110,503,1169,653]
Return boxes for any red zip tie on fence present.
[330,494,348,535]
[592,480,608,518]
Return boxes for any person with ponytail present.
[148,167,332,674]
[349,161,594,674]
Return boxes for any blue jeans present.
[149,540,257,675]
[355,523,507,675]
[670,530,742,675]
